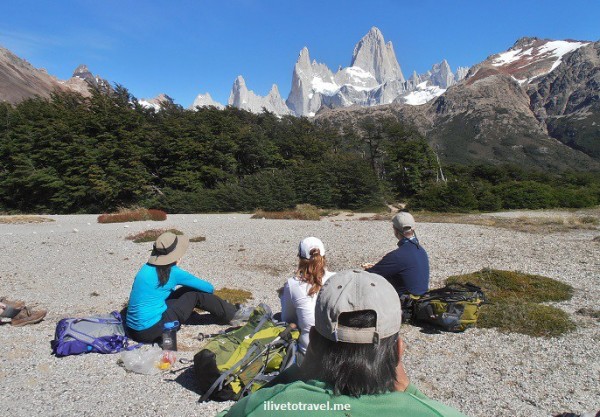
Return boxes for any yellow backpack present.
[194,304,299,402]
[411,283,487,332]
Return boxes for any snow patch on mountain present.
[490,39,589,83]
[399,81,446,105]
[540,40,589,71]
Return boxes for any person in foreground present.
[218,269,468,417]
[125,232,251,344]
[0,297,47,326]
[279,237,335,362]
[363,211,429,296]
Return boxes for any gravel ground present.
[0,213,598,417]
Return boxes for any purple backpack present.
[51,311,136,357]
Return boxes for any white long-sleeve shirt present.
[280,270,335,354]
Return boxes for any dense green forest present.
[0,87,598,214]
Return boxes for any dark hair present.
[148,262,176,287]
[300,310,399,397]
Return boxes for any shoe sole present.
[11,315,46,327]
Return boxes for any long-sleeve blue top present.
[367,238,430,296]
[126,264,214,331]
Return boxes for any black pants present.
[127,287,238,344]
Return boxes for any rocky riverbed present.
[0,213,598,416]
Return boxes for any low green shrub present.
[409,182,477,212]
[446,268,575,337]
[495,181,558,210]
[447,268,573,303]
[478,301,576,337]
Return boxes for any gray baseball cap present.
[315,269,401,344]
[392,212,415,231]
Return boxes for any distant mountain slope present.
[0,46,109,104]
[0,46,69,104]
[528,41,600,159]
[315,39,600,172]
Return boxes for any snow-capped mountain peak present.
[228,75,291,115]
[350,26,405,84]
[194,27,469,117]
[471,38,591,85]
[139,93,174,111]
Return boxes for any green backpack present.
[411,283,487,332]
[194,303,299,402]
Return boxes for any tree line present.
[0,86,598,214]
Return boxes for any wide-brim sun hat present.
[147,232,189,266]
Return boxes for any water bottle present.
[161,321,179,351]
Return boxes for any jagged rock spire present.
[351,27,405,84]
[228,75,290,115]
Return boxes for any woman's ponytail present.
[297,248,326,297]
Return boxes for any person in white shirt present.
[279,237,335,363]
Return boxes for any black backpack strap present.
[199,343,261,403]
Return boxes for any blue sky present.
[1,0,598,107]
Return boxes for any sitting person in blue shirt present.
[125,232,250,344]
[363,212,429,296]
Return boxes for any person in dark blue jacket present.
[363,212,429,296]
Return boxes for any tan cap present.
[147,232,189,266]
[315,270,401,344]
[392,212,415,231]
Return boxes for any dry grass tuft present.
[251,204,322,221]
[126,228,183,243]
[98,207,167,224]
[0,215,54,224]
[392,210,600,233]
[213,288,253,305]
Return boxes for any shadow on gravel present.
[167,364,200,395]
[186,311,221,325]
[417,327,444,335]
[408,322,445,335]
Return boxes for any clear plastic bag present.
[120,345,163,375]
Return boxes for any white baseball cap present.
[298,237,325,259]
